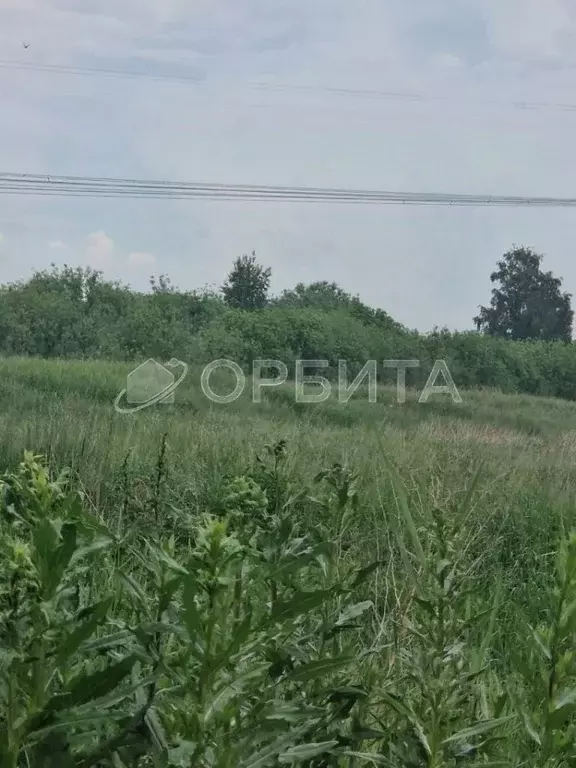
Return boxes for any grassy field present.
[3,356,576,765]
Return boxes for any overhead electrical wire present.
[2,58,576,115]
[0,172,575,207]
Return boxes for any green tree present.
[274,280,351,310]
[150,273,177,294]
[474,246,573,341]
[273,280,405,333]
[221,252,271,310]
[0,264,120,357]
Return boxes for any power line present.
[2,58,576,116]
[0,171,575,207]
[0,59,204,85]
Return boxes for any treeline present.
[2,258,576,399]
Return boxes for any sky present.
[1,0,576,331]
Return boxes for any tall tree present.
[222,252,271,310]
[474,246,573,341]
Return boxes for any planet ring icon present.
[114,359,188,414]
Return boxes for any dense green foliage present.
[3,244,576,764]
[3,357,576,764]
[222,252,271,310]
[1,251,576,399]
[474,246,573,342]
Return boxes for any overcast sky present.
[1,0,576,331]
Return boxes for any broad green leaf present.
[531,627,551,661]
[263,702,325,724]
[72,673,157,712]
[158,575,183,616]
[182,574,202,643]
[117,569,150,614]
[46,523,77,597]
[70,537,113,565]
[204,685,242,722]
[25,732,75,767]
[414,722,432,757]
[168,741,198,767]
[56,598,112,667]
[350,560,387,589]
[41,654,137,717]
[380,692,418,722]
[149,542,188,575]
[279,741,338,762]
[26,710,129,742]
[553,686,576,710]
[268,542,332,580]
[271,588,337,622]
[521,712,541,746]
[442,715,515,744]
[33,518,60,594]
[335,601,373,627]
[548,687,576,728]
[205,663,270,723]
[33,517,59,567]
[144,707,168,754]
[348,726,387,741]
[81,629,133,653]
[240,725,311,768]
[339,753,389,765]
[559,598,576,634]
[208,613,252,678]
[287,655,355,683]
[76,507,116,541]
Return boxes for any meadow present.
[3,356,576,765]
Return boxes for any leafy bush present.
[3,442,576,765]
[4,265,576,401]
[0,447,385,766]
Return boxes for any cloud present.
[128,250,156,267]
[84,231,115,267]
[48,239,68,250]
[431,52,463,69]
[481,0,576,63]
[2,0,576,329]
[0,232,4,245]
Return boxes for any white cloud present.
[48,239,68,250]
[432,52,463,69]
[0,232,4,245]
[482,0,576,63]
[2,0,576,328]
[128,250,156,267]
[84,231,115,267]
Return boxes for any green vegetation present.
[1,244,575,400]
[222,252,271,310]
[474,246,573,342]
[2,356,576,764]
[1,244,576,764]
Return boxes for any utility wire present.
[2,58,576,115]
[0,172,575,207]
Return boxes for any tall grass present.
[2,357,576,764]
